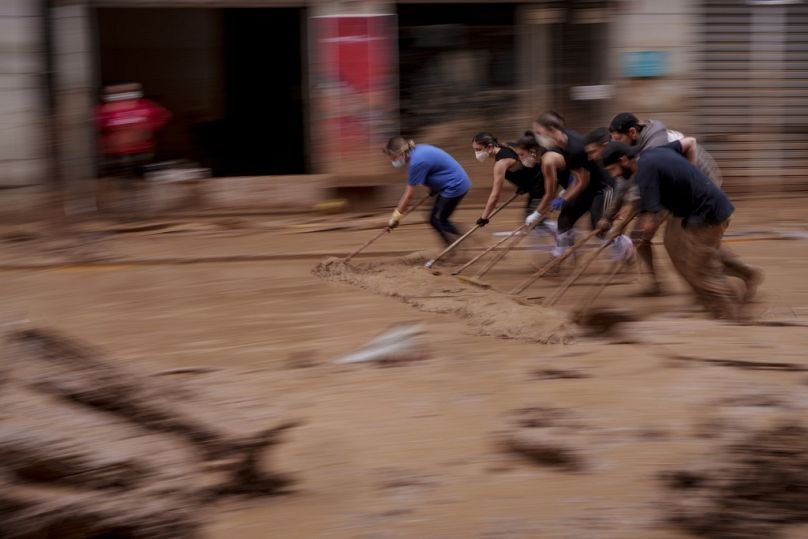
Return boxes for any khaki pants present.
[663,218,753,319]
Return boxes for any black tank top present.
[495,147,543,194]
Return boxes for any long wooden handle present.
[452,224,527,276]
[509,226,602,295]
[543,213,638,306]
[474,225,531,279]
[543,241,612,307]
[343,193,431,263]
[425,191,521,269]
[577,257,628,314]
[343,227,391,263]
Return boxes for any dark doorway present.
[221,9,305,176]
[95,8,305,177]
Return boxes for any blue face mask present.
[391,157,405,169]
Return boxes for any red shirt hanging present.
[96,99,171,156]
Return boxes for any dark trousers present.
[524,186,546,218]
[429,193,466,246]
[558,188,607,234]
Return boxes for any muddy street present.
[1,198,807,538]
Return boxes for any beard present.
[620,165,634,179]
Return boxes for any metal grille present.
[697,0,808,193]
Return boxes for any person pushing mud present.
[384,136,472,247]
[603,112,724,295]
[526,112,614,263]
[601,139,762,320]
[471,132,555,230]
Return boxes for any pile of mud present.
[497,406,589,472]
[661,422,808,538]
[0,328,297,538]
[313,254,574,344]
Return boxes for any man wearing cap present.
[608,112,722,186]
[603,113,722,295]
[601,139,762,320]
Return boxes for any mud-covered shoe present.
[743,269,764,303]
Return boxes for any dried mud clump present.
[573,307,638,338]
[0,328,298,538]
[497,407,588,472]
[311,256,349,278]
[661,422,808,539]
[531,368,589,380]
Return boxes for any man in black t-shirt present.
[605,113,724,296]
[601,141,762,319]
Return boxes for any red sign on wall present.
[310,14,398,174]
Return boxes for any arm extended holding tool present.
[525,151,563,226]
[388,185,418,229]
[344,192,431,263]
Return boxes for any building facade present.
[2,0,806,195]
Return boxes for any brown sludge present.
[661,422,808,539]
[0,328,297,538]
[497,407,588,472]
[313,252,575,344]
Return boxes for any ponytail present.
[535,111,565,131]
[385,136,416,155]
[472,132,503,148]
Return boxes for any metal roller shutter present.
[697,0,808,194]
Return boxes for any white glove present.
[525,211,542,227]
[388,209,403,229]
[609,234,635,262]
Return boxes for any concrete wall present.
[609,0,698,133]
[0,0,48,187]
[0,0,702,196]
[52,2,95,198]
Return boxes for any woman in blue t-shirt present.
[384,136,472,246]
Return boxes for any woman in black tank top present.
[472,132,541,226]
[511,133,555,217]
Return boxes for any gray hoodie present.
[608,119,669,218]
[637,119,669,152]
[603,119,723,222]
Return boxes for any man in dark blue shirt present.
[601,140,762,319]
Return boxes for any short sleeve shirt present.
[635,141,734,228]
[560,129,612,192]
[407,144,472,198]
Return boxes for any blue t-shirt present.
[407,144,472,198]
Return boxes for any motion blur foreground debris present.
[0,328,298,538]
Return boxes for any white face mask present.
[391,156,405,169]
[475,150,489,163]
[535,134,555,149]
[520,157,536,168]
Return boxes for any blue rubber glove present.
[550,197,566,211]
